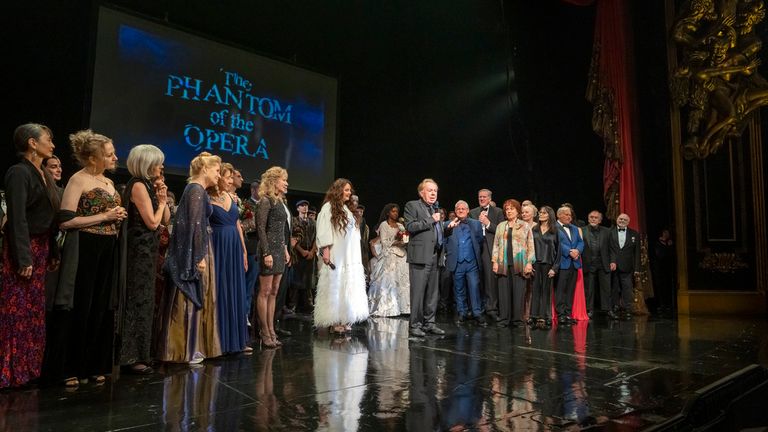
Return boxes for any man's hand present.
[431,212,441,223]
[610,262,617,271]
[478,210,490,227]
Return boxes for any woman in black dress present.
[530,206,560,328]
[255,166,290,348]
[119,144,169,374]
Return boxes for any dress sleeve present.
[256,198,271,256]
[315,202,334,248]
[165,184,208,308]
[4,166,32,268]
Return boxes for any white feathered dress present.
[313,202,370,327]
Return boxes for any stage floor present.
[2,313,767,431]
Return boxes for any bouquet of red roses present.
[240,200,257,233]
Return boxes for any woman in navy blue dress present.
[208,163,250,354]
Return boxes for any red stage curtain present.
[570,0,641,230]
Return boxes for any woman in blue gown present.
[208,163,249,354]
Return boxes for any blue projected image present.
[89,7,337,192]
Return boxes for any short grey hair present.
[556,206,572,216]
[478,188,492,197]
[455,200,469,209]
[127,144,164,179]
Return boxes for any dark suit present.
[444,218,485,317]
[555,222,584,320]
[469,205,505,316]
[405,199,443,330]
[581,224,611,312]
[609,226,641,312]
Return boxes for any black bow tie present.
[618,228,626,232]
[563,224,571,229]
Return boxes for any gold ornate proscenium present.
[699,251,749,272]
[670,0,768,159]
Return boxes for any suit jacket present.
[557,222,584,270]
[404,199,443,264]
[581,224,611,272]
[469,205,505,255]
[443,218,484,272]
[609,226,641,273]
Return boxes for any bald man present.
[608,213,641,318]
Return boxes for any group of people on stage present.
[401,179,642,337]
[0,123,371,390]
[0,123,642,390]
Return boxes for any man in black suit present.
[582,210,611,316]
[609,213,641,318]
[469,188,505,321]
[405,178,446,337]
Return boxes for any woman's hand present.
[105,206,128,222]
[156,182,168,205]
[263,254,273,269]
[243,253,248,272]
[547,269,556,278]
[524,263,533,277]
[197,259,206,272]
[322,247,331,265]
[18,265,33,278]
[285,247,291,265]
[492,262,498,274]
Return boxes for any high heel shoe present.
[270,332,283,347]
[259,330,277,349]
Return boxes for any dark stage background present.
[3,0,676,236]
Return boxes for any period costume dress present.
[157,183,221,363]
[367,221,410,317]
[313,202,369,328]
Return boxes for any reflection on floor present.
[1,313,767,431]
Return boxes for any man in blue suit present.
[555,206,584,325]
[444,200,488,327]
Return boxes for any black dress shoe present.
[410,328,426,337]
[587,311,593,319]
[425,326,445,335]
[607,310,620,320]
[456,314,467,324]
[475,315,488,327]
[496,321,508,328]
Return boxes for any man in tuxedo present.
[443,200,487,326]
[555,206,584,324]
[469,188,505,321]
[609,213,641,318]
[582,210,611,316]
[405,178,447,337]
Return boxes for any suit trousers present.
[499,269,527,324]
[555,266,577,319]
[453,260,483,317]
[611,271,635,312]
[583,268,611,312]
[409,251,440,329]
[438,265,454,310]
[245,254,260,319]
[480,245,499,314]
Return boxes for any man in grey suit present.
[582,210,611,317]
[469,189,505,321]
[405,178,447,337]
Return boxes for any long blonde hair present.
[258,166,287,203]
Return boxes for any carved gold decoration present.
[698,251,749,272]
[670,0,768,159]
[632,234,652,315]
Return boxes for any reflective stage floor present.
[2,313,767,431]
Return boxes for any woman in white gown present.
[314,178,370,333]
[368,203,411,317]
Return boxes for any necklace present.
[211,193,227,203]
[84,169,110,187]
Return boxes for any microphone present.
[431,201,440,213]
